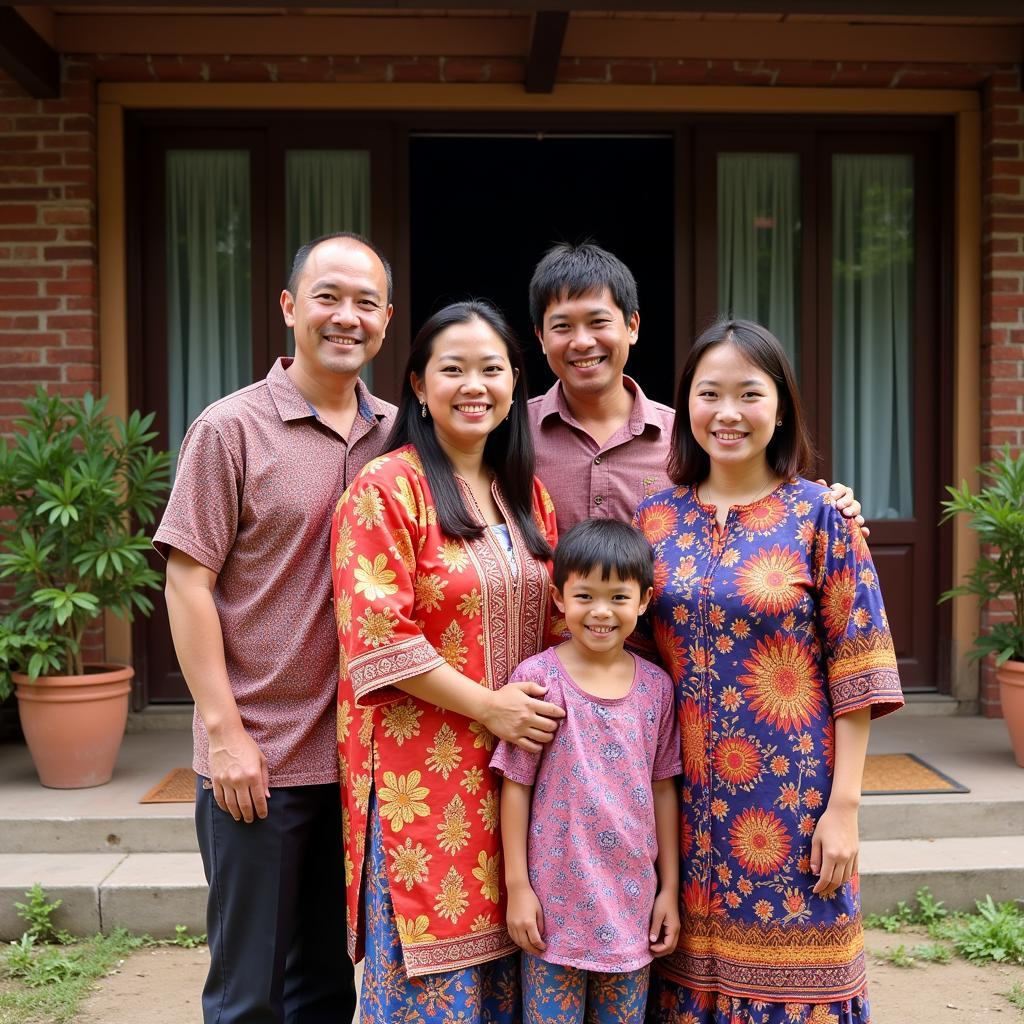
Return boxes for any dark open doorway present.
[409,134,676,404]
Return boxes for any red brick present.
[0,187,60,202]
[44,279,94,297]
[41,133,91,151]
[0,169,40,185]
[0,348,42,364]
[990,276,1023,293]
[0,135,40,151]
[61,329,97,346]
[391,59,442,84]
[63,296,95,312]
[42,245,94,261]
[990,178,1023,196]
[557,59,609,83]
[609,62,656,85]
[0,264,61,279]
[65,364,99,382]
[0,365,60,382]
[11,116,60,132]
[0,297,60,311]
[41,207,91,226]
[653,61,710,85]
[0,151,61,168]
[0,280,38,296]
[0,206,38,225]
[46,346,96,365]
[45,314,95,329]
[0,227,58,242]
[0,316,39,329]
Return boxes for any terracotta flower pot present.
[996,658,1024,769]
[14,663,133,789]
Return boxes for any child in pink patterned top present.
[490,518,682,1024]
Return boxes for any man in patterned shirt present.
[526,241,864,532]
[155,232,394,1024]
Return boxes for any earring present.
[420,402,428,419]
[776,419,783,426]
[504,400,514,423]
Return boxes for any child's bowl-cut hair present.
[553,518,654,593]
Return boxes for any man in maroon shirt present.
[156,232,395,1024]
[526,241,863,532]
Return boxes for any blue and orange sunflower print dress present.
[634,479,903,1024]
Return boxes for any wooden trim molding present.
[0,7,59,98]
[98,82,980,114]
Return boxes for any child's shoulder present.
[633,652,674,691]
[512,647,560,683]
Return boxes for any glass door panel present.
[166,150,252,456]
[831,154,914,519]
[717,152,801,372]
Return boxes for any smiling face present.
[536,287,639,402]
[410,316,517,458]
[687,341,781,473]
[553,567,652,659]
[279,237,393,382]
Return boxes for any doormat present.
[140,767,197,803]
[862,753,969,795]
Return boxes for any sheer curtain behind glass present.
[284,150,372,378]
[717,153,800,370]
[166,150,251,458]
[832,155,914,519]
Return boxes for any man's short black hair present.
[287,231,393,304]
[552,518,654,592]
[529,241,639,331]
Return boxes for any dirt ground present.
[74,931,1024,1023]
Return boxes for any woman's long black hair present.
[385,300,551,560]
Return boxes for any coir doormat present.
[861,753,969,795]
[141,756,968,802]
[140,767,197,803]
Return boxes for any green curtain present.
[166,150,251,459]
[832,154,914,519]
[717,153,800,370]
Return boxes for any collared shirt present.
[528,376,675,533]
[153,357,397,786]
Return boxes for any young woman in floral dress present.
[634,319,904,1024]
[331,300,564,1022]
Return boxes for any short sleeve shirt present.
[490,647,681,973]
[528,377,675,534]
[153,358,397,786]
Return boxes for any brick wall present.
[981,66,1024,716]
[0,69,97,434]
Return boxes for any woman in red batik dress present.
[331,300,563,1023]
[635,319,904,1024]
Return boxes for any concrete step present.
[2,837,1020,941]
[860,794,1024,841]
[2,816,198,855]
[0,852,206,940]
[859,835,1024,914]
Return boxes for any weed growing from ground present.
[0,885,206,1024]
[864,887,948,933]
[950,896,1024,965]
[1004,981,1024,1017]
[873,942,953,968]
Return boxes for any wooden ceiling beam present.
[0,6,59,98]
[525,11,569,94]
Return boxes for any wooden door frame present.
[100,84,979,707]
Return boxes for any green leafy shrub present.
[0,389,172,696]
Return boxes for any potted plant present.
[0,389,172,788]
[940,445,1024,767]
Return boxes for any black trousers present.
[195,780,356,1024]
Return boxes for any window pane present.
[717,152,800,372]
[284,150,372,379]
[166,150,251,458]
[832,154,914,519]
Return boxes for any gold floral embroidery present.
[470,913,493,933]
[334,518,355,569]
[396,448,424,475]
[335,590,352,633]
[457,589,483,618]
[378,770,431,833]
[460,766,485,794]
[414,572,449,612]
[392,476,420,520]
[390,528,416,573]
[344,849,354,887]
[352,485,385,529]
[351,773,371,815]
[380,699,423,746]
[353,553,398,600]
[396,914,436,945]
[468,720,495,752]
[358,708,374,747]
[438,538,469,573]
[341,805,350,845]
[389,838,433,891]
[434,866,469,924]
[357,606,398,649]
[426,722,463,779]
[337,699,353,742]
[477,790,499,833]
[472,850,501,904]
[436,794,472,854]
[438,620,468,671]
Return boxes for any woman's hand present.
[481,681,565,752]
[506,881,546,955]
[809,801,860,897]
